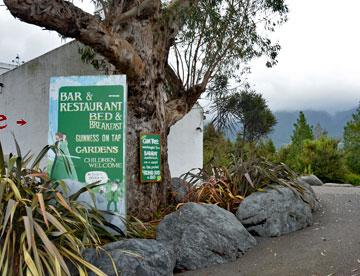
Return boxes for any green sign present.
[140,134,161,182]
[48,76,127,225]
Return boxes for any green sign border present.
[140,133,162,183]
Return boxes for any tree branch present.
[165,63,184,99]
[113,0,160,25]
[166,0,194,11]
[4,0,145,79]
[165,84,204,127]
[160,0,197,48]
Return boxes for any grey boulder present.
[156,202,256,271]
[296,179,321,212]
[236,187,313,237]
[83,239,175,276]
[323,183,353,187]
[298,175,323,186]
[171,177,191,203]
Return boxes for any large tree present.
[4,0,288,219]
[212,89,276,144]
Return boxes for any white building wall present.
[168,104,204,177]
[0,62,16,75]
[0,42,101,156]
[0,41,203,175]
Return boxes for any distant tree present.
[313,122,328,140]
[284,111,313,170]
[291,111,314,145]
[212,88,277,144]
[343,104,360,174]
[203,123,234,171]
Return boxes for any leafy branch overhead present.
[170,0,287,90]
[4,0,287,120]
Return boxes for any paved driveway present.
[179,186,360,276]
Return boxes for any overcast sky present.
[1,0,359,112]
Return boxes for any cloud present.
[0,9,63,62]
[248,0,360,112]
[0,0,94,63]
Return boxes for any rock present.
[82,239,175,276]
[323,183,353,187]
[171,177,191,202]
[236,187,313,237]
[298,175,324,186]
[296,179,321,212]
[156,202,256,271]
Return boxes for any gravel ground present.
[179,186,360,276]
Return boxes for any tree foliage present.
[343,104,360,174]
[211,84,277,144]
[291,111,314,146]
[313,122,327,140]
[171,0,288,91]
[233,136,276,162]
[299,136,346,183]
[275,112,349,183]
[204,125,277,170]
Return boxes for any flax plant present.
[0,140,118,275]
[181,155,305,213]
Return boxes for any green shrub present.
[275,144,290,163]
[0,140,118,275]
[255,139,276,162]
[203,124,234,170]
[344,172,360,186]
[299,136,346,183]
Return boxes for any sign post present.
[48,75,127,229]
[140,133,162,182]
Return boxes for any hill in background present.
[206,107,356,148]
[269,108,356,148]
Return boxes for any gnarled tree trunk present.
[4,0,204,220]
[126,109,171,220]
[118,19,178,219]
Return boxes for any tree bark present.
[126,104,171,220]
[109,17,172,219]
